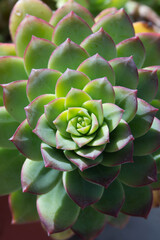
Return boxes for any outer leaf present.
[109,57,138,89]
[0,148,24,195]
[37,180,80,234]
[119,155,157,187]
[63,170,104,208]
[81,28,116,61]
[15,15,54,57]
[93,180,124,217]
[65,88,91,108]
[0,43,16,56]
[121,185,152,218]
[77,54,115,85]
[48,39,89,73]
[9,189,39,224]
[106,213,129,229]
[80,164,120,188]
[116,36,145,69]
[72,207,106,240]
[11,119,42,161]
[21,158,61,194]
[95,8,117,22]
[2,80,29,122]
[24,36,56,75]
[151,174,160,190]
[0,107,19,149]
[145,66,160,99]
[51,229,74,240]
[92,9,135,44]
[9,0,52,41]
[27,69,61,102]
[52,12,92,45]
[41,143,76,172]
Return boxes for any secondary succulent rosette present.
[1,0,160,239]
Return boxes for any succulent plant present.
[1,0,160,239]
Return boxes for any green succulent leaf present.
[0,148,24,195]
[11,119,42,161]
[10,189,39,224]
[81,28,116,61]
[106,213,129,229]
[24,36,56,75]
[71,207,106,240]
[21,158,61,194]
[114,86,137,123]
[80,164,120,188]
[75,144,106,160]
[53,12,92,46]
[93,180,124,217]
[145,66,160,100]
[56,130,79,150]
[152,148,160,173]
[72,133,96,148]
[129,98,158,138]
[116,36,145,69]
[92,9,135,44]
[37,180,80,234]
[0,107,19,149]
[56,70,90,99]
[88,123,109,146]
[77,54,115,85]
[151,173,160,190]
[102,142,133,167]
[64,150,103,171]
[134,117,160,156]
[9,0,53,41]
[137,69,158,103]
[119,155,157,187]
[63,170,104,208]
[27,69,61,102]
[25,94,55,129]
[2,80,29,122]
[121,185,152,218]
[0,43,16,56]
[54,110,70,138]
[109,57,138,89]
[48,39,89,72]
[33,114,57,147]
[15,15,54,57]
[83,77,115,104]
[41,143,76,171]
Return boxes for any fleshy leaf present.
[64,150,103,171]
[119,155,157,187]
[10,189,38,224]
[134,117,160,156]
[137,69,158,103]
[11,119,42,161]
[67,107,90,121]
[56,131,79,150]
[103,103,124,132]
[72,207,106,240]
[77,54,115,85]
[81,28,116,61]
[0,107,19,149]
[106,212,129,229]
[121,185,152,218]
[92,9,135,44]
[129,98,158,138]
[102,142,133,166]
[2,80,29,122]
[151,174,160,190]
[145,66,160,99]
[0,148,24,195]
[27,69,61,102]
[152,148,160,173]
[80,164,120,188]
[50,1,94,27]
[25,94,55,129]
[52,12,92,46]
[88,123,109,146]
[41,143,76,171]
[114,86,137,123]
[15,15,54,57]
[105,119,134,152]
[37,180,80,234]
[93,180,124,217]
[0,43,16,56]
[75,144,105,160]
[109,57,138,89]
[48,39,89,72]
[24,36,56,75]
[51,229,74,240]
[63,170,104,208]
[53,110,70,138]
[116,36,145,69]
[95,8,117,22]
[83,77,115,104]
[9,0,52,41]
[33,114,57,147]
[72,133,96,148]
[21,158,61,194]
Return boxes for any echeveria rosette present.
[1,0,160,240]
